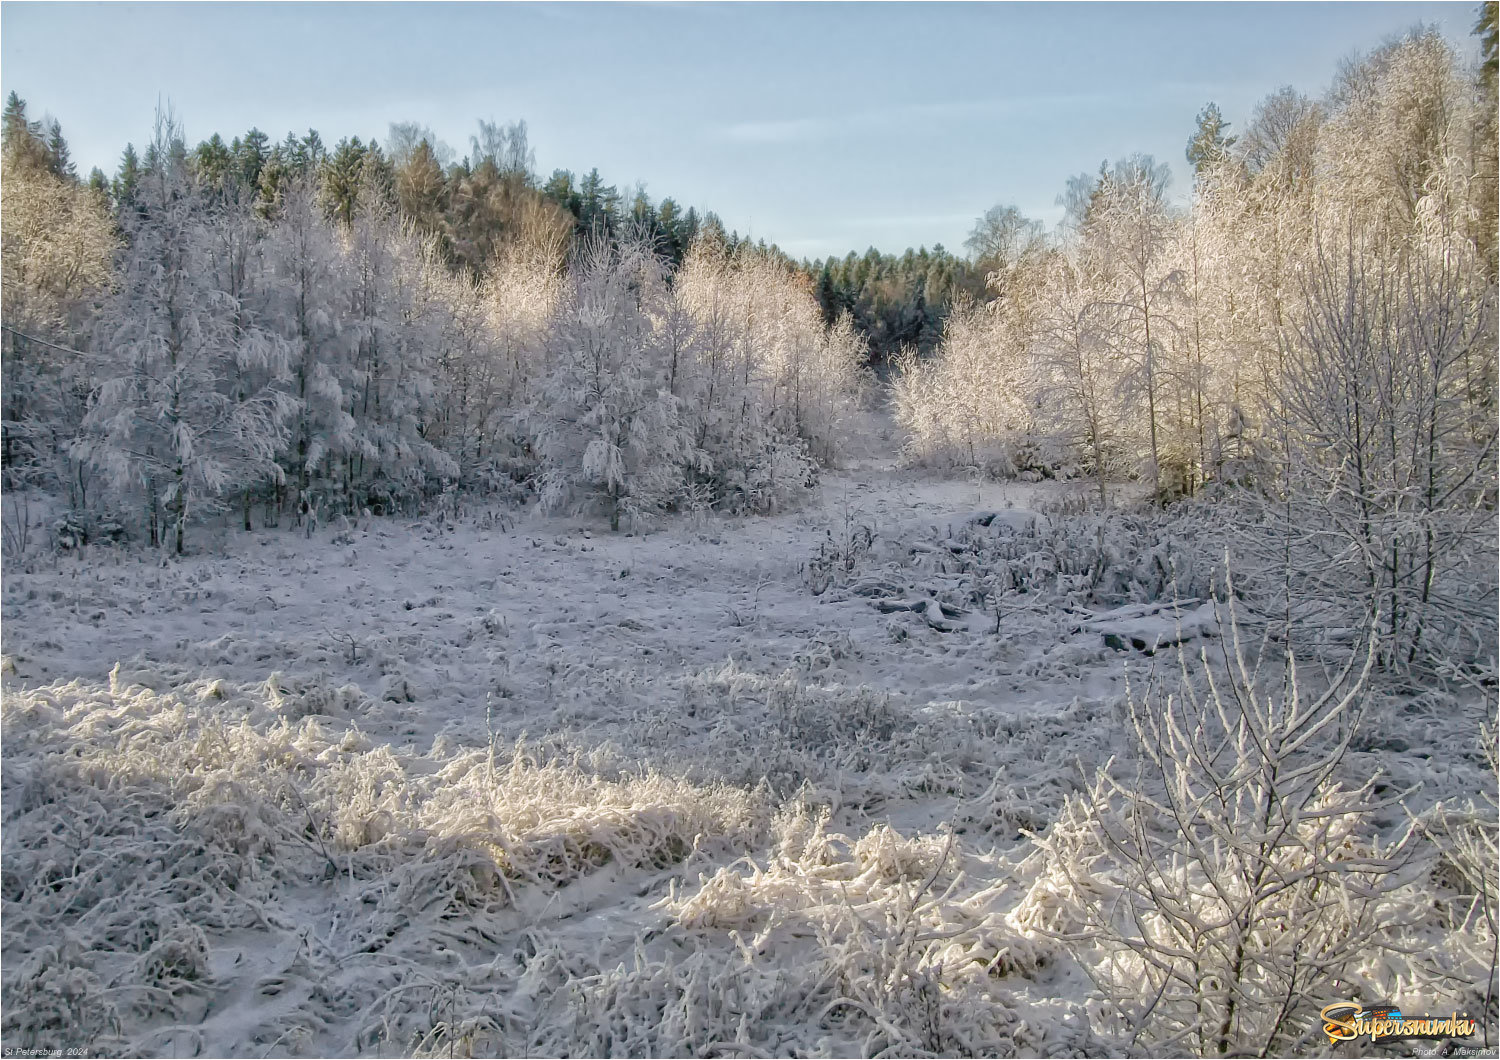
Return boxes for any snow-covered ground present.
[3,472,1110,739]
[3,438,1494,1056]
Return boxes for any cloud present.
[715,117,831,144]
[775,237,843,255]
[841,213,978,230]
[711,91,1126,147]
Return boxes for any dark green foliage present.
[800,245,983,368]
[112,144,141,210]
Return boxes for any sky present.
[0,1,1483,261]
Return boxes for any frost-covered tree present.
[1078,155,1183,498]
[534,236,687,529]
[1236,85,1322,182]
[337,204,455,513]
[678,242,867,467]
[891,300,1037,474]
[672,239,863,510]
[1270,226,1497,669]
[262,178,353,505]
[78,110,293,552]
[1,101,115,490]
[965,204,1046,275]
[202,179,289,529]
[1030,258,1134,505]
[1319,30,1479,240]
[893,208,1054,476]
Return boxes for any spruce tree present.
[1186,102,1237,179]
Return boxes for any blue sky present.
[1,2,1481,260]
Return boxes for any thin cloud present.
[712,91,1129,147]
[842,213,978,230]
[716,117,831,144]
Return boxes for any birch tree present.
[1079,155,1183,499]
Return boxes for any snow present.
[2,467,1109,755]
[1078,599,1218,654]
[2,451,1493,1057]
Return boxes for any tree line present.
[2,99,870,551]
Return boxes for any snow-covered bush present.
[51,508,126,551]
[859,496,1220,626]
[1405,725,1500,1032]
[1015,607,1435,1055]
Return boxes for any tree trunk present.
[1141,271,1161,501]
[174,463,186,555]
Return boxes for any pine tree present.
[576,168,619,239]
[45,118,75,181]
[113,143,142,212]
[193,133,233,194]
[2,93,50,172]
[321,137,369,226]
[1481,1,1498,90]
[394,138,449,252]
[235,128,270,194]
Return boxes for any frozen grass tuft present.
[1,674,767,1056]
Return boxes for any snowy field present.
[2,7,1496,1053]
[3,443,1496,1057]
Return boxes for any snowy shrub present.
[704,431,818,516]
[804,505,876,595]
[51,508,126,551]
[1014,607,1439,1055]
[1404,725,1500,1034]
[852,497,1221,640]
[2,942,120,1055]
